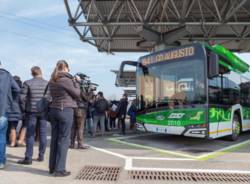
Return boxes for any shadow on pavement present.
[5,154,50,177]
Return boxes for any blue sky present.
[0,0,141,100]
[1,0,250,100]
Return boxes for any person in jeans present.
[0,61,20,169]
[128,99,137,130]
[117,94,128,135]
[85,92,95,136]
[70,79,89,149]
[7,76,22,147]
[18,66,49,165]
[92,92,109,137]
[49,60,80,177]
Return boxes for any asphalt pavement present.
[1,124,250,184]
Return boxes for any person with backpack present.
[92,91,109,137]
[0,61,20,169]
[7,76,22,147]
[18,66,49,165]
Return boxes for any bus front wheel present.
[229,114,241,141]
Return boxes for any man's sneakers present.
[0,163,5,170]
[17,158,32,165]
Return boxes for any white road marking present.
[88,134,250,175]
[125,158,133,170]
[90,146,128,159]
[129,167,250,174]
[131,157,194,161]
[90,144,250,175]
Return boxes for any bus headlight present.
[187,123,207,129]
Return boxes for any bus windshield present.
[137,59,206,110]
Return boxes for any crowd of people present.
[0,60,137,176]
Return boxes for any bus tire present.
[228,114,241,141]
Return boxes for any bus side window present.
[240,77,250,106]
[208,76,221,104]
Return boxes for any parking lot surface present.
[1,129,250,184]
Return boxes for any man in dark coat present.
[117,94,128,135]
[0,61,20,169]
[6,76,22,147]
[18,66,49,165]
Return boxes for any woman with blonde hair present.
[48,60,80,177]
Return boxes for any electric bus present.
[119,43,250,140]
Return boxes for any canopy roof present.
[64,0,250,53]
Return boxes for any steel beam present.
[212,0,222,21]
[160,0,170,21]
[185,0,195,18]
[163,26,189,44]
[181,0,189,18]
[138,26,160,42]
[144,0,158,21]
[225,0,248,21]
[107,0,121,21]
[72,22,250,26]
[129,0,143,22]
[170,0,180,19]
[80,36,250,41]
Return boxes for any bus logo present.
[156,115,165,121]
[168,113,185,119]
[190,111,203,120]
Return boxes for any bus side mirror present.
[139,63,149,75]
[208,53,219,78]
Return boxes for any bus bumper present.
[136,122,207,138]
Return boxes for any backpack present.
[96,99,108,113]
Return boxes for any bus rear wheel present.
[229,114,241,141]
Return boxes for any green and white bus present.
[119,43,250,140]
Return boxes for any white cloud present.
[15,4,65,18]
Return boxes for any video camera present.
[74,72,99,92]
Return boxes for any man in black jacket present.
[117,94,128,135]
[92,92,109,137]
[0,61,20,169]
[18,66,49,165]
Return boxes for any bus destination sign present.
[141,46,195,66]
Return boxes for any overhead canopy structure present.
[111,70,136,87]
[64,0,250,53]
[123,89,136,97]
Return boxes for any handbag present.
[36,84,50,121]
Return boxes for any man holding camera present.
[70,75,90,149]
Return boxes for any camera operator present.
[70,74,90,149]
